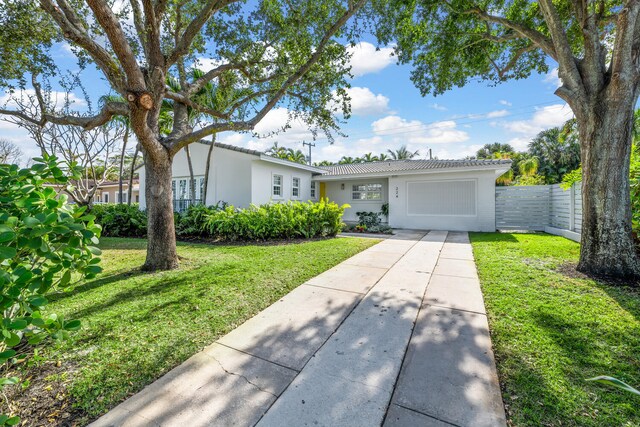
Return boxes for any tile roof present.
[318,159,512,176]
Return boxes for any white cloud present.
[346,42,395,77]
[485,109,509,118]
[544,67,562,88]
[371,115,469,145]
[0,89,87,110]
[430,103,447,111]
[344,87,389,116]
[193,57,224,72]
[499,100,512,106]
[501,103,574,150]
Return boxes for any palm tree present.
[314,160,334,166]
[378,153,390,161]
[339,156,357,164]
[361,152,379,162]
[286,148,307,164]
[387,145,420,160]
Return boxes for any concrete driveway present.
[91,230,506,427]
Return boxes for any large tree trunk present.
[142,152,179,271]
[576,97,640,278]
[202,134,215,206]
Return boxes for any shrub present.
[356,211,382,228]
[0,156,102,425]
[203,199,347,240]
[91,203,147,237]
[175,204,227,237]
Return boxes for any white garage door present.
[407,179,476,216]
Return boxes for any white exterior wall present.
[321,178,389,223]
[388,170,497,232]
[251,160,315,205]
[140,142,317,209]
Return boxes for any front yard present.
[470,233,640,427]
[5,236,378,426]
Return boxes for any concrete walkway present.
[91,231,505,427]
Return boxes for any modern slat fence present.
[495,183,582,241]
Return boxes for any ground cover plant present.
[470,233,640,427]
[2,236,378,425]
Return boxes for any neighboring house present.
[139,141,511,231]
[96,180,141,204]
[138,141,323,212]
[46,179,140,205]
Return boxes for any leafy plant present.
[0,155,102,425]
[380,203,389,218]
[587,376,640,397]
[175,203,226,237]
[90,204,147,237]
[356,211,382,228]
[203,199,348,241]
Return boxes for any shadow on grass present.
[48,268,149,303]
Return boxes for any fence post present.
[569,184,575,232]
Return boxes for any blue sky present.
[0,39,573,163]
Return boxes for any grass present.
[20,236,379,424]
[470,232,640,427]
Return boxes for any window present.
[172,180,176,198]
[310,182,317,199]
[178,179,187,199]
[273,174,283,197]
[199,177,205,200]
[352,183,382,201]
[116,192,128,203]
[103,193,109,203]
[292,177,300,198]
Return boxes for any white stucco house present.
[139,141,511,232]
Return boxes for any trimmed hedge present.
[91,200,348,241]
[203,199,347,240]
[90,204,147,237]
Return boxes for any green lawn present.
[470,233,640,427]
[12,236,378,425]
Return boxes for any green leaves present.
[587,376,640,397]
[0,158,98,423]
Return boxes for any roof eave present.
[313,164,511,181]
[258,155,326,173]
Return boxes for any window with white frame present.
[292,177,300,198]
[199,177,205,200]
[178,179,187,199]
[310,182,317,199]
[273,174,283,197]
[116,192,128,203]
[103,193,110,203]
[352,183,382,200]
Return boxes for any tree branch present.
[39,0,127,92]
[0,102,129,130]
[86,0,146,90]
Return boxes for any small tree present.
[387,145,419,160]
[0,140,22,165]
[0,155,102,424]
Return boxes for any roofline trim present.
[313,164,511,181]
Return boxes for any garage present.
[316,159,511,232]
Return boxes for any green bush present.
[91,203,147,237]
[203,199,348,241]
[0,155,102,425]
[175,204,216,237]
[356,211,382,228]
